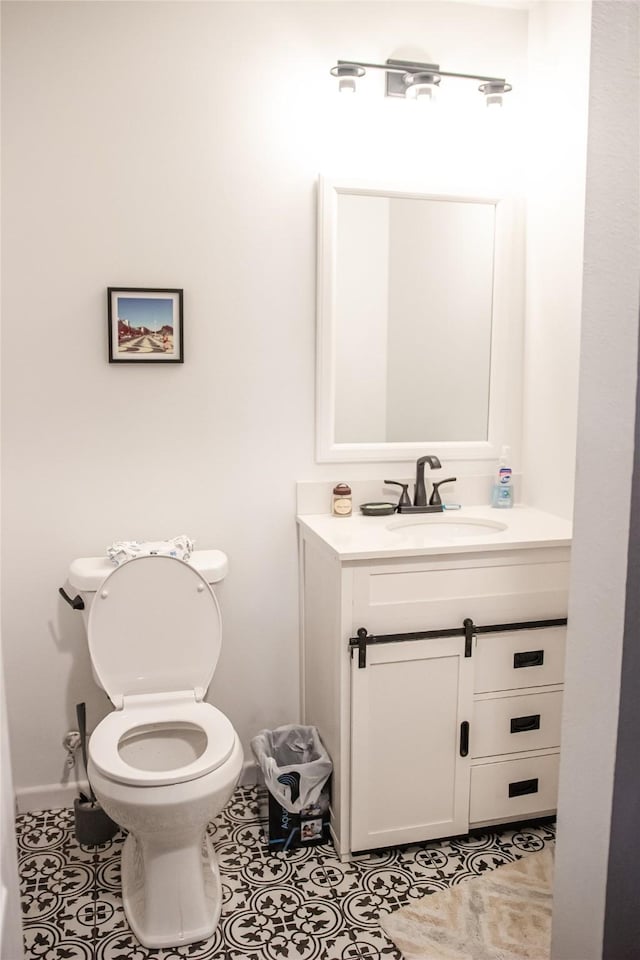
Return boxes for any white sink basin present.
[386,515,508,543]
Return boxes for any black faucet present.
[414,455,442,507]
[385,455,448,514]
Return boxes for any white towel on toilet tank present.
[107,535,194,566]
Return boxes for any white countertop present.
[297,505,572,561]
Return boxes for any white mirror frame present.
[315,177,523,463]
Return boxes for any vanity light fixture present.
[330,58,512,107]
[330,63,366,94]
[403,71,441,104]
[479,80,512,108]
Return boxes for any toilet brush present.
[73,702,119,845]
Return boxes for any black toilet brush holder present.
[73,701,119,846]
[73,795,119,846]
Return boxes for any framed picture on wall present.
[107,287,184,363]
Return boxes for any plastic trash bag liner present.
[251,724,332,814]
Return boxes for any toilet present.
[67,550,244,949]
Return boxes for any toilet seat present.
[89,696,236,787]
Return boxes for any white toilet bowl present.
[68,551,243,948]
[88,731,243,947]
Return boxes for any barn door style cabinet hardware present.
[349,615,568,668]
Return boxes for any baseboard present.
[16,781,91,814]
[16,761,259,814]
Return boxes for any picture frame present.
[107,287,184,363]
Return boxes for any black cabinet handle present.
[508,777,539,798]
[59,587,84,611]
[459,721,469,757]
[510,714,541,734]
[513,650,544,669]
[463,618,475,658]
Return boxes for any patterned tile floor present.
[16,786,555,960]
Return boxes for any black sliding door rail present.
[349,616,568,668]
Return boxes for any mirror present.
[316,179,520,463]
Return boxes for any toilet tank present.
[68,549,228,596]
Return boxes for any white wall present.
[0,6,24,939]
[0,0,528,803]
[551,1,640,956]
[522,0,591,519]
[0,36,24,935]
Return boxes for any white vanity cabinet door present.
[350,635,473,852]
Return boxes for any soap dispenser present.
[491,446,513,509]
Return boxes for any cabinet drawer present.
[475,627,566,693]
[472,691,563,758]
[470,753,559,823]
[352,553,570,636]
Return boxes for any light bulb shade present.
[409,84,435,104]
[479,80,512,107]
[403,71,441,100]
[338,77,357,94]
[330,63,366,94]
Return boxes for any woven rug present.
[381,846,553,960]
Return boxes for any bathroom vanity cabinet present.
[297,508,571,858]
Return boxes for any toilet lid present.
[88,556,221,705]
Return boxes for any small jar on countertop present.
[332,482,352,517]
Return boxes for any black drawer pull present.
[459,721,469,757]
[513,649,544,669]
[508,777,539,798]
[510,714,541,734]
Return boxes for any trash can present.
[251,724,332,852]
